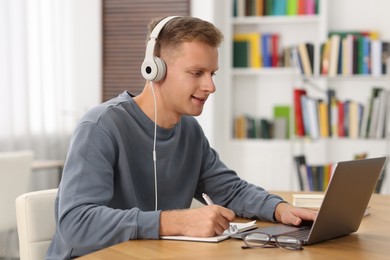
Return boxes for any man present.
[46,16,317,259]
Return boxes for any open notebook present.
[161,220,257,242]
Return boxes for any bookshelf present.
[212,0,390,193]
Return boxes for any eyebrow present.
[186,65,219,72]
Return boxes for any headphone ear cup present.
[152,57,167,82]
[141,57,158,81]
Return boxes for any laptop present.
[233,157,387,245]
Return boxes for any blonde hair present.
[146,16,224,59]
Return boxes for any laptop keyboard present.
[284,227,311,241]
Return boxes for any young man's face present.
[160,41,218,118]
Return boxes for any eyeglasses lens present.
[244,232,302,250]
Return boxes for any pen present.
[202,193,214,205]
[202,193,237,234]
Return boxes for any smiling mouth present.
[192,95,206,102]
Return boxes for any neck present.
[133,82,180,129]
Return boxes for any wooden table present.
[78,192,390,259]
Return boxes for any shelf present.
[320,75,390,81]
[293,137,389,143]
[232,15,321,25]
[232,67,299,76]
[230,138,292,145]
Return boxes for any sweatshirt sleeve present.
[57,122,160,250]
[196,137,285,222]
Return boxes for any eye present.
[190,71,202,77]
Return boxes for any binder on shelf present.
[293,155,309,191]
[297,42,314,76]
[233,33,262,68]
[261,34,272,67]
[317,100,329,137]
[348,101,360,139]
[382,42,390,74]
[273,0,287,16]
[371,40,382,76]
[306,97,320,139]
[320,39,331,75]
[328,34,340,76]
[233,41,249,68]
[293,88,307,136]
[273,105,291,139]
[286,0,298,16]
[326,89,337,137]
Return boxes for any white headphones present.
[141,16,179,82]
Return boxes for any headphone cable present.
[150,81,158,211]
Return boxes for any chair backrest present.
[0,150,34,231]
[16,188,58,260]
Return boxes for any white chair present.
[0,150,34,258]
[15,188,58,260]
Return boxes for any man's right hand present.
[160,205,235,237]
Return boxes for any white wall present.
[70,0,102,122]
[329,0,390,40]
[191,0,218,146]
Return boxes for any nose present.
[203,75,216,94]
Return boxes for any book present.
[273,105,290,139]
[330,95,338,137]
[233,33,262,68]
[337,100,345,137]
[292,193,325,209]
[300,94,311,137]
[286,0,298,16]
[317,100,329,137]
[298,42,313,76]
[271,34,280,67]
[233,41,249,67]
[306,97,320,139]
[293,155,309,191]
[326,89,337,137]
[368,89,382,138]
[293,194,371,216]
[320,39,331,75]
[261,34,272,67]
[348,101,359,139]
[293,88,306,136]
[375,89,389,138]
[371,40,382,76]
[273,0,287,16]
[382,42,390,74]
[161,220,257,243]
[329,34,341,76]
[234,115,247,139]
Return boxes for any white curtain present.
[1,0,75,160]
[0,0,103,190]
[1,0,101,256]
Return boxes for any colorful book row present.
[294,87,390,139]
[232,30,390,76]
[294,155,333,192]
[233,0,319,17]
[320,32,390,76]
[233,33,280,68]
[233,105,290,139]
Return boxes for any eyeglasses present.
[241,231,303,250]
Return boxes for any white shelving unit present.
[213,0,390,193]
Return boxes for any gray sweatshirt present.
[46,91,284,259]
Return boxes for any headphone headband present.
[141,16,179,82]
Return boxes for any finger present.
[293,208,318,221]
[219,207,236,222]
